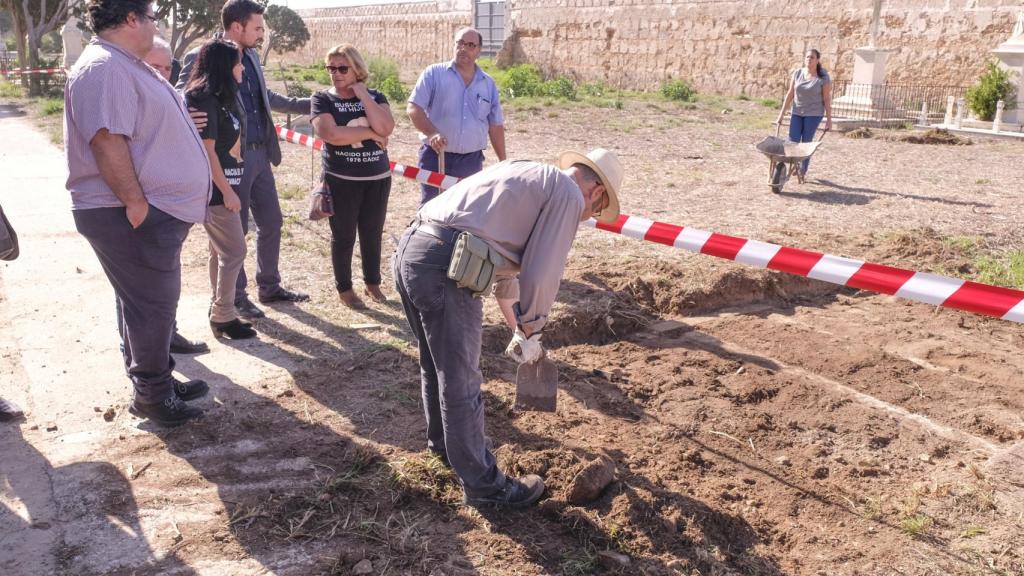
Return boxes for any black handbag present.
[0,204,18,261]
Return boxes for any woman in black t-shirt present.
[311,44,395,310]
[185,39,256,340]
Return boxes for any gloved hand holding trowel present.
[502,305,558,412]
[505,326,544,364]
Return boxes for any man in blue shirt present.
[178,0,310,319]
[407,27,506,205]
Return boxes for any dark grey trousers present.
[236,145,283,301]
[393,224,506,498]
[74,206,191,403]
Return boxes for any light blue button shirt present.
[408,61,504,154]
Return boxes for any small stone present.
[812,466,829,479]
[567,457,616,505]
[103,408,116,422]
[736,366,746,375]
[45,422,58,432]
[774,455,791,467]
[93,406,102,413]
[919,453,933,464]
[352,559,373,575]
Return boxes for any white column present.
[993,100,1004,133]
[954,97,965,128]
[944,95,955,126]
[918,101,928,126]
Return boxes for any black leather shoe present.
[258,288,310,304]
[463,475,545,509]
[211,318,258,340]
[169,331,209,354]
[0,398,25,422]
[128,396,203,427]
[235,297,265,319]
[172,378,209,401]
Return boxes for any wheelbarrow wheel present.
[770,161,787,194]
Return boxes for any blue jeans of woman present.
[788,114,822,174]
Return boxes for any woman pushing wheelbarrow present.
[761,49,833,192]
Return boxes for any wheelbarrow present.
[756,123,827,194]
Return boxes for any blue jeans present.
[788,114,822,174]
[393,223,506,497]
[417,145,484,205]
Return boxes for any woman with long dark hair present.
[310,44,395,310]
[185,39,256,339]
[776,48,833,183]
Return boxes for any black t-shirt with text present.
[311,89,390,178]
[186,92,244,206]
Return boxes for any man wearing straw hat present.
[392,148,623,509]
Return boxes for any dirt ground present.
[2,93,1023,576]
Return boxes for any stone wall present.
[283,0,1022,97]
[283,0,472,83]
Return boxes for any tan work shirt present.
[418,160,585,333]
[64,38,211,224]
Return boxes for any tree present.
[1,0,77,95]
[261,4,307,65]
[158,0,225,59]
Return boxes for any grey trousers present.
[235,145,283,301]
[205,205,247,322]
[393,224,506,497]
[74,206,191,403]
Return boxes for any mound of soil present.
[897,128,971,146]
[845,127,874,139]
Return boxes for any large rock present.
[566,457,616,505]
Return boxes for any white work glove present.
[505,328,543,364]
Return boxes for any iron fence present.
[830,81,969,128]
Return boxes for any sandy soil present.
[1,94,1022,576]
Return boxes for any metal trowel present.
[515,352,558,412]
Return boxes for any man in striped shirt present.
[65,0,211,427]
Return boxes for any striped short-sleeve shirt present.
[64,38,210,224]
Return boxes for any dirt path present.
[2,99,1023,576]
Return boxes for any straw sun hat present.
[557,148,623,224]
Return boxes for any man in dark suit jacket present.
[177,0,310,319]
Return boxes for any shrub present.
[661,79,696,102]
[966,62,1015,121]
[377,76,407,103]
[0,79,23,98]
[286,82,312,98]
[367,56,400,87]
[502,64,543,98]
[540,77,577,100]
[759,98,781,109]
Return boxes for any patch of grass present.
[975,178,991,185]
[279,184,306,201]
[954,482,997,513]
[943,235,983,254]
[862,495,885,520]
[900,513,932,537]
[736,94,751,101]
[39,98,63,116]
[759,98,781,109]
[388,453,459,502]
[0,79,24,98]
[959,525,986,538]
[975,251,1024,289]
[559,549,599,576]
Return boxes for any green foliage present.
[286,82,311,98]
[263,4,310,63]
[736,93,751,101]
[0,79,23,99]
[965,62,1015,121]
[39,98,63,116]
[900,514,932,537]
[376,76,407,104]
[540,76,577,100]
[759,98,781,109]
[365,56,407,103]
[660,79,696,102]
[975,251,1024,289]
[503,63,544,98]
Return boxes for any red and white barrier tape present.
[274,124,1024,324]
[2,67,65,76]
[275,125,461,189]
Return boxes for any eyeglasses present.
[455,40,479,49]
[325,65,350,75]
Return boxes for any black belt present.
[246,141,264,151]
[412,220,459,244]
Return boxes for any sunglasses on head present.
[325,65,351,75]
